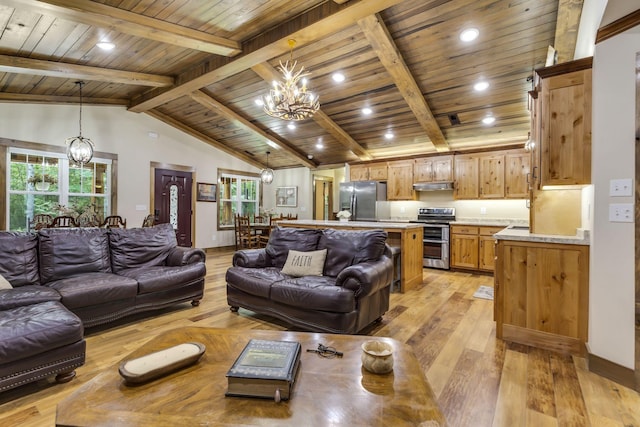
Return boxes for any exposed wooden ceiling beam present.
[357,14,450,153]
[188,90,317,169]
[8,0,241,57]
[553,0,584,62]
[128,0,407,113]
[145,110,264,170]
[251,62,372,162]
[0,92,128,105]
[0,54,173,87]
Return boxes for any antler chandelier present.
[262,39,320,121]
[65,81,95,165]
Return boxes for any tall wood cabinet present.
[532,57,592,188]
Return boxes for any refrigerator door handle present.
[351,194,357,219]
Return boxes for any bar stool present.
[390,246,402,292]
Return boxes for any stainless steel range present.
[411,207,456,270]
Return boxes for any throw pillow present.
[0,274,13,289]
[281,249,327,277]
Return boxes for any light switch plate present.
[609,203,634,222]
[609,179,633,197]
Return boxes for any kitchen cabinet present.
[453,155,479,199]
[534,57,592,187]
[505,151,530,198]
[349,164,370,181]
[414,155,453,183]
[479,154,505,198]
[349,162,388,181]
[368,162,388,180]
[451,226,478,270]
[494,239,589,355]
[387,160,415,200]
[451,225,503,272]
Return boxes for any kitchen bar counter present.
[451,218,529,227]
[277,220,423,292]
[495,225,590,245]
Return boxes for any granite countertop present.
[450,218,529,227]
[277,219,423,229]
[494,225,591,245]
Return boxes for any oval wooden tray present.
[119,342,206,384]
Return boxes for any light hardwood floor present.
[1,249,639,426]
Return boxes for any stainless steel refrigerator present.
[339,181,388,221]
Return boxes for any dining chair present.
[237,215,259,249]
[49,216,78,228]
[286,213,298,219]
[258,216,276,248]
[142,214,155,227]
[29,214,53,231]
[101,215,127,228]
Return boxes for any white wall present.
[0,103,259,249]
[590,30,639,369]
[260,167,313,219]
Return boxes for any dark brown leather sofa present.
[0,223,206,393]
[226,227,393,334]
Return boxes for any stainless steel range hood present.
[412,182,454,191]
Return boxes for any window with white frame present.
[217,170,260,229]
[8,148,112,231]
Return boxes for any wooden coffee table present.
[56,327,445,426]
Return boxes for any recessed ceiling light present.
[96,41,115,51]
[482,116,496,125]
[362,107,372,115]
[474,81,490,91]
[460,28,479,42]
[384,132,394,140]
[254,99,264,106]
[316,142,324,149]
[332,72,345,83]
[287,123,296,130]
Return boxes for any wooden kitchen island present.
[278,220,423,292]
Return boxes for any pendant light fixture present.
[65,81,95,165]
[260,151,274,184]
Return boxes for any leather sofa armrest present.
[232,249,270,268]
[0,285,61,311]
[335,256,394,298]
[166,247,206,266]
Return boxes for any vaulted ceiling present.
[0,0,583,171]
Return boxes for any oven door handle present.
[423,239,446,244]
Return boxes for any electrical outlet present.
[400,206,406,213]
[480,207,487,215]
[609,179,633,197]
[211,234,216,241]
[135,204,147,211]
[609,203,634,222]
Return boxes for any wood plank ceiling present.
[0,0,583,171]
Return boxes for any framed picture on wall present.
[196,182,217,202]
[276,186,297,207]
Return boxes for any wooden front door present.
[154,168,193,247]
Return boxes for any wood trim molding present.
[596,9,640,44]
[588,351,636,390]
[535,56,593,79]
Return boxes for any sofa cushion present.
[0,301,83,364]
[281,249,327,277]
[38,228,111,283]
[270,276,356,313]
[46,272,138,309]
[225,267,289,298]
[0,231,40,286]
[318,229,388,277]
[109,223,177,272]
[117,263,206,294]
[0,285,60,311]
[266,227,322,268]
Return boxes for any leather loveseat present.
[0,223,206,392]
[226,227,393,334]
